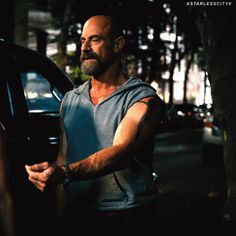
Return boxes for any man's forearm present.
[68,144,131,181]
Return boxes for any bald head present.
[83,15,124,40]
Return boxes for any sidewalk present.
[157,190,228,235]
[154,129,229,235]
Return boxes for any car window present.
[20,72,61,113]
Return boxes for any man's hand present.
[25,162,64,192]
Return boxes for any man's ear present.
[114,36,126,53]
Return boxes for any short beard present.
[81,60,106,76]
[81,57,115,76]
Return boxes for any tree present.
[192,4,236,224]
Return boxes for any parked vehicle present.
[173,103,204,128]
[159,103,204,132]
[0,39,74,235]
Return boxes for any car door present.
[0,41,74,235]
[12,43,74,163]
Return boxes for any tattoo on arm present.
[134,99,157,143]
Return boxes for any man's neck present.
[89,72,128,105]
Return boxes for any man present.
[25,15,164,234]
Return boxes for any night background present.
[0,0,235,235]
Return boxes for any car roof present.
[0,40,74,95]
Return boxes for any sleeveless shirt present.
[61,77,159,211]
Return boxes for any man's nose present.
[81,40,91,51]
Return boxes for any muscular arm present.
[68,96,162,181]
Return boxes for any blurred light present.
[27,91,38,99]
[177,111,184,116]
[139,45,148,50]
[162,71,170,79]
[43,93,53,98]
[160,32,176,42]
[163,4,170,13]
[207,104,212,109]
[151,81,159,91]
[177,35,183,41]
[67,43,76,52]
[148,33,154,41]
[76,23,82,34]
[46,28,60,35]
[147,27,154,41]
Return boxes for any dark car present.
[0,39,74,235]
[161,103,203,131]
[173,103,204,128]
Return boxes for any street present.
[153,128,229,235]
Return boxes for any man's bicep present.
[113,97,161,151]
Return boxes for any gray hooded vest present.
[61,77,159,211]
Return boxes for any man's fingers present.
[25,166,49,182]
[25,162,58,190]
[26,162,50,172]
[28,176,46,192]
